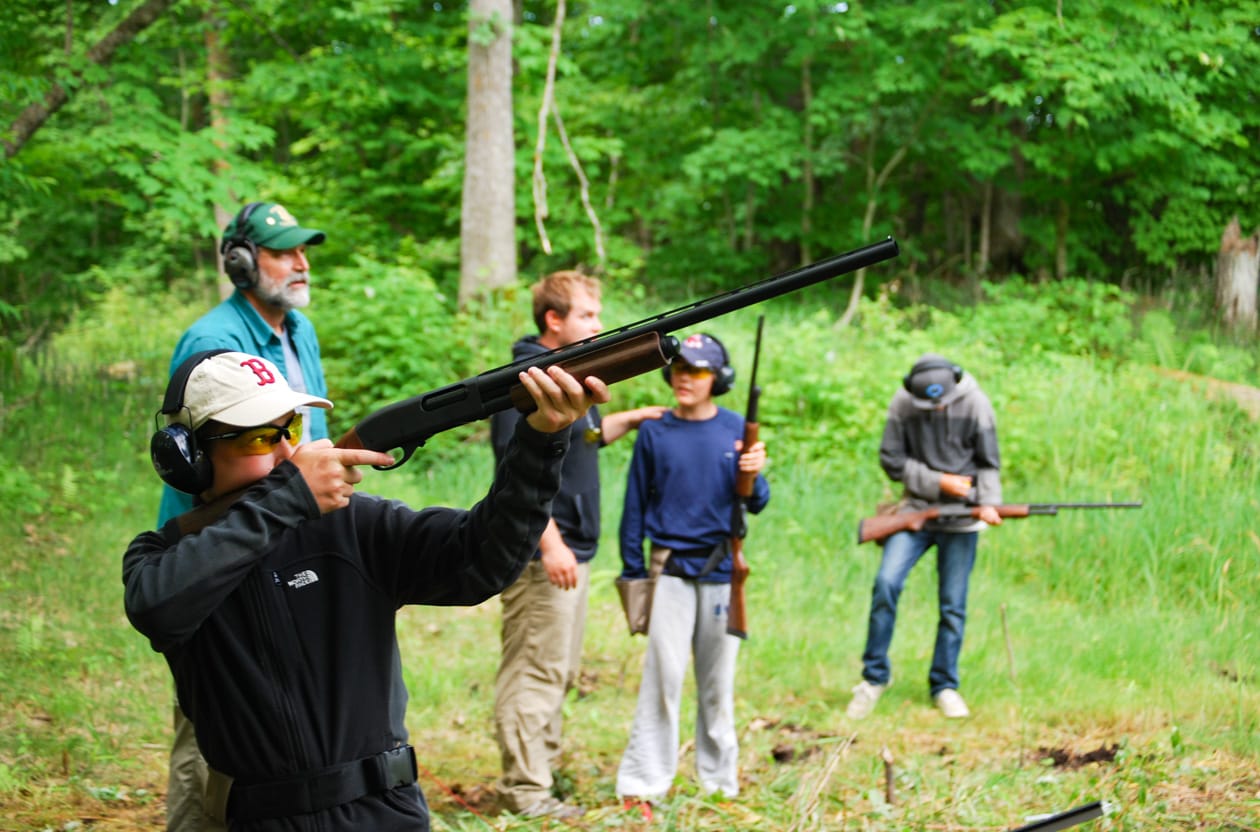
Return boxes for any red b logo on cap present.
[240,358,276,386]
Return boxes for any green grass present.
[0,288,1258,829]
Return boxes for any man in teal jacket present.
[158,202,329,528]
[157,201,329,832]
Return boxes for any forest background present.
[1,1,1258,829]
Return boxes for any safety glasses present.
[672,364,713,379]
[203,412,303,456]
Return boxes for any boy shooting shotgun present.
[858,501,1143,545]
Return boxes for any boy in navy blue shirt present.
[616,333,769,806]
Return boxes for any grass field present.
[0,291,1257,830]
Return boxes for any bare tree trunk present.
[1217,217,1259,336]
[978,180,993,278]
[836,119,908,329]
[206,1,236,301]
[1055,197,1069,280]
[530,0,563,256]
[800,53,815,266]
[4,0,178,159]
[961,193,972,273]
[459,0,517,306]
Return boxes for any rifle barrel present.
[1027,502,1144,515]
[1008,800,1107,832]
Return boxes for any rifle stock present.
[727,315,765,639]
[726,425,755,639]
[856,501,1143,545]
[172,238,899,538]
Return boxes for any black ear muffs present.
[661,333,736,396]
[221,202,264,290]
[151,349,232,494]
[903,357,963,399]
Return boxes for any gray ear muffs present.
[221,202,264,290]
[661,333,736,396]
[150,349,232,494]
[903,357,963,400]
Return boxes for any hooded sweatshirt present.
[878,370,1001,533]
[489,335,604,561]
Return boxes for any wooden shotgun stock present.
[726,423,757,639]
[726,315,765,639]
[856,501,1143,545]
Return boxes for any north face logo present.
[286,569,319,589]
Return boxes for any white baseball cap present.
[170,352,332,430]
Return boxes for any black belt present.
[227,745,417,821]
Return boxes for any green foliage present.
[3,0,1260,354]
[970,278,1137,360]
[308,241,522,443]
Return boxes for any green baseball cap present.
[223,202,326,251]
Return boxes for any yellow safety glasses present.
[203,412,303,456]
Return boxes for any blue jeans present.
[860,529,978,696]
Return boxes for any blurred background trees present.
[2,0,1256,351]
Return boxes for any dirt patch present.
[1153,367,1260,420]
[1033,743,1119,769]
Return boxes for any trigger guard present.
[374,444,417,471]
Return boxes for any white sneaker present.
[845,680,889,719]
[933,688,970,718]
[519,796,585,820]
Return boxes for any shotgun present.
[175,237,900,536]
[1010,800,1111,831]
[338,237,898,467]
[726,315,764,640]
[857,501,1142,546]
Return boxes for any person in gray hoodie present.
[846,354,1002,720]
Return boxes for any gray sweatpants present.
[616,574,741,799]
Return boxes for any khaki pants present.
[493,560,590,812]
[168,704,229,832]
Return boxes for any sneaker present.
[520,796,585,819]
[845,679,889,719]
[622,797,654,822]
[933,688,971,718]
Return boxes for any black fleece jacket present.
[123,420,568,831]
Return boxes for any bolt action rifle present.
[726,315,764,640]
[174,237,900,536]
[856,501,1142,546]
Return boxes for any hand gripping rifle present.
[856,501,1143,546]
[726,315,764,640]
[174,237,900,536]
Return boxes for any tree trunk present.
[459,0,517,306]
[3,0,178,159]
[800,53,815,266]
[977,180,993,277]
[836,114,910,329]
[206,1,236,301]
[1055,197,1069,280]
[1216,217,1259,336]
